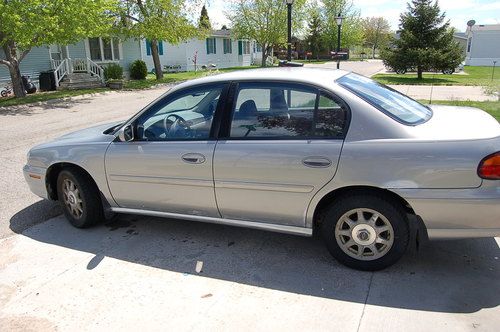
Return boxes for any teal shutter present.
[238,40,242,55]
[214,38,216,54]
[146,40,151,56]
[158,41,164,55]
[206,38,209,54]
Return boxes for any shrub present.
[130,60,148,80]
[104,63,123,81]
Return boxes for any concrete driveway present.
[1,80,499,331]
[305,59,385,77]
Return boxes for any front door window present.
[135,84,225,141]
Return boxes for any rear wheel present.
[395,68,406,74]
[321,195,409,271]
[57,168,104,228]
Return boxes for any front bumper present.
[23,164,48,199]
[394,183,500,239]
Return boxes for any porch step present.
[58,73,104,90]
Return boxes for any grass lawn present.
[373,66,500,86]
[123,66,259,90]
[0,66,259,108]
[420,100,500,121]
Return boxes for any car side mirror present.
[118,124,134,142]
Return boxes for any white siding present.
[0,46,51,88]
[465,27,500,66]
[119,38,142,77]
[140,37,260,72]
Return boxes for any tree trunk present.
[150,39,163,80]
[261,48,267,67]
[2,43,26,98]
[372,45,376,59]
[8,64,25,97]
[417,66,423,79]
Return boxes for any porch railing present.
[50,57,105,86]
[51,59,64,69]
[69,58,104,83]
[86,58,105,84]
[54,59,69,87]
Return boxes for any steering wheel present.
[164,113,190,137]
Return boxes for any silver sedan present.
[23,68,500,271]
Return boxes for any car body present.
[24,68,500,270]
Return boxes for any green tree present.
[199,5,212,30]
[306,9,323,60]
[227,0,306,67]
[362,17,392,59]
[381,0,464,79]
[321,0,363,52]
[0,0,114,98]
[118,0,200,80]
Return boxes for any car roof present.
[173,67,351,90]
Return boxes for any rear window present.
[338,73,432,125]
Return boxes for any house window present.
[206,38,216,54]
[223,39,232,54]
[146,40,164,56]
[89,37,121,61]
[256,43,262,53]
[238,40,250,55]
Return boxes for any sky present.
[198,0,500,32]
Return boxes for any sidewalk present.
[389,85,496,102]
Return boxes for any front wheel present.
[1,90,7,98]
[395,69,406,74]
[57,168,104,228]
[442,68,455,75]
[321,195,409,271]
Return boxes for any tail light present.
[478,152,500,180]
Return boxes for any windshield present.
[338,73,432,125]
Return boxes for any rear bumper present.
[23,164,48,199]
[394,184,500,239]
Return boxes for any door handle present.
[181,153,206,164]
[302,157,332,168]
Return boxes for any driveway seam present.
[356,272,374,332]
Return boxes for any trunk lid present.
[413,105,500,140]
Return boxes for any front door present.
[105,83,227,217]
[213,82,349,226]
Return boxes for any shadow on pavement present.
[8,200,61,234]
[10,205,500,314]
[0,97,95,116]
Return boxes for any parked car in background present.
[23,68,500,271]
[392,62,465,75]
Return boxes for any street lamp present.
[335,13,343,69]
[285,0,294,61]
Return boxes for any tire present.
[1,90,7,98]
[56,168,104,228]
[320,194,409,271]
[395,69,406,75]
[442,68,454,75]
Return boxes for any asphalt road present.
[1,63,499,330]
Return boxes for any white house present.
[465,24,500,66]
[141,29,263,72]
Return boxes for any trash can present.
[278,60,304,67]
[39,70,57,91]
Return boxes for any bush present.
[130,60,148,80]
[104,63,123,80]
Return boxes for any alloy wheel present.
[335,208,394,261]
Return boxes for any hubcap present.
[335,208,394,261]
[62,178,83,219]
